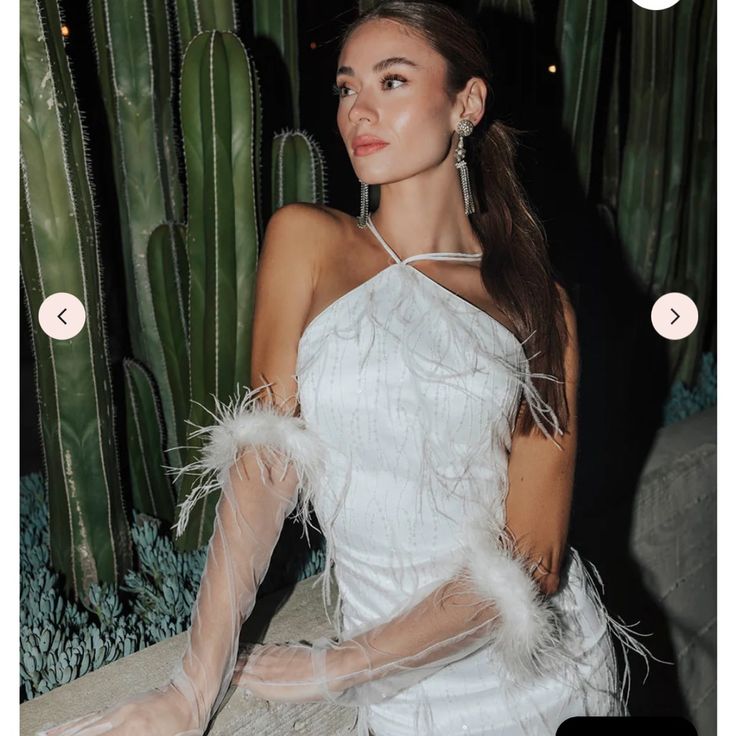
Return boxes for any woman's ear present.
[454,77,487,128]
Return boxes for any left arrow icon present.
[38,293,86,339]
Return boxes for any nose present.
[346,89,377,127]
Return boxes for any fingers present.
[69,724,112,736]
[525,554,562,596]
[38,711,105,736]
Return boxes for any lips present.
[352,135,389,156]
[354,142,389,156]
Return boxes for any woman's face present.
[335,19,458,185]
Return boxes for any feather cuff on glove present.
[169,382,327,540]
[461,515,567,687]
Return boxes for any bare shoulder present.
[263,202,354,272]
[248,203,348,413]
[266,200,342,244]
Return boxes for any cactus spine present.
[20,0,132,602]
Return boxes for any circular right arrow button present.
[651,292,698,340]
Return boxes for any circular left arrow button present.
[38,292,86,340]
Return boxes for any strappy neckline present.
[297,216,524,355]
[365,213,483,265]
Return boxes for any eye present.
[331,82,349,98]
[331,73,408,98]
[380,73,407,90]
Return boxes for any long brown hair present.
[339,0,571,438]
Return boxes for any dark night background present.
[20,0,716,720]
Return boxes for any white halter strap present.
[365,214,483,265]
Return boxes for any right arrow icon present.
[651,293,698,340]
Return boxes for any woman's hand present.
[233,641,351,703]
[37,682,202,736]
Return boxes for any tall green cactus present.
[147,223,190,451]
[253,0,300,128]
[600,26,622,212]
[651,0,702,298]
[123,358,177,522]
[555,0,608,197]
[271,129,328,210]
[544,0,714,387]
[174,31,261,550]
[671,0,715,384]
[89,0,185,471]
[20,0,132,602]
[616,1,715,386]
[174,0,239,58]
[617,5,676,293]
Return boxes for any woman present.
[39,2,655,735]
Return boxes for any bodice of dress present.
[294,214,562,639]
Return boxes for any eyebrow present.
[336,56,420,78]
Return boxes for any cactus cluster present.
[20,472,327,701]
[485,0,715,386]
[21,0,330,603]
[20,0,133,603]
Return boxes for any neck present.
[368,149,481,258]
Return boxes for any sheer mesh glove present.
[36,385,326,736]
[36,684,202,736]
[232,516,568,707]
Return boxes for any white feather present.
[167,382,327,541]
[461,514,570,688]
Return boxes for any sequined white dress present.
[294,214,649,736]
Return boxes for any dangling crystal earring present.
[455,119,476,215]
[357,179,370,228]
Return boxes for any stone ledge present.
[21,567,358,736]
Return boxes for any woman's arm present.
[171,204,337,724]
[504,282,580,596]
[39,204,330,736]
[170,204,332,721]
[233,285,581,707]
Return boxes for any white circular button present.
[632,0,680,10]
[651,292,698,340]
[38,292,87,340]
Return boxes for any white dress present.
[294,214,650,736]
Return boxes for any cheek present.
[336,108,347,139]
[394,104,450,159]
[393,91,450,139]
